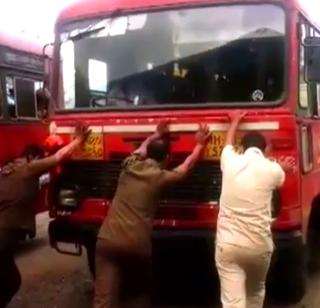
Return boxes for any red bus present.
[0,31,50,239]
[48,0,320,303]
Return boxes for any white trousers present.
[215,243,272,308]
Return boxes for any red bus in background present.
[47,0,320,304]
[0,31,50,239]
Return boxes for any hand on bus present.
[228,110,247,124]
[170,124,210,180]
[278,156,296,172]
[155,120,170,138]
[133,120,169,158]
[74,123,91,143]
[195,124,210,146]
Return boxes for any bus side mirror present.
[42,43,53,91]
[304,37,320,82]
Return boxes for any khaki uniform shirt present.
[217,145,285,252]
[0,157,56,232]
[98,154,182,256]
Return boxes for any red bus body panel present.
[49,109,301,233]
[49,0,320,244]
[57,0,301,25]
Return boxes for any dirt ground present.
[6,213,320,308]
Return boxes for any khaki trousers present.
[93,239,152,308]
[215,243,272,308]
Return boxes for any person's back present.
[218,146,284,251]
[0,125,89,308]
[215,112,286,308]
[94,122,210,308]
[99,155,169,255]
[0,158,39,233]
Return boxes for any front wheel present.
[86,244,96,279]
[307,228,320,274]
[16,228,36,241]
[267,234,306,305]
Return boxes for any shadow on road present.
[15,238,48,257]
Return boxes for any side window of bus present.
[6,77,16,118]
[0,79,3,117]
[6,76,43,119]
[314,34,320,115]
[299,20,320,117]
[299,24,308,112]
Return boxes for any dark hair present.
[241,132,267,152]
[22,144,45,161]
[146,139,170,162]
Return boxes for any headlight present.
[39,173,50,189]
[58,187,79,209]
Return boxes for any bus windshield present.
[59,4,286,110]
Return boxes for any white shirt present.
[216,145,285,251]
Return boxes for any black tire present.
[152,233,218,306]
[267,237,306,305]
[307,223,320,274]
[28,229,36,240]
[18,231,28,241]
[16,228,36,241]
[307,198,320,274]
[86,244,96,279]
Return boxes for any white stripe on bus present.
[52,122,279,134]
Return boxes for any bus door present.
[0,70,49,223]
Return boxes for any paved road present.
[6,213,319,308]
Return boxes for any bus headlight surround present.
[58,187,80,209]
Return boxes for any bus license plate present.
[72,133,104,160]
[203,132,241,160]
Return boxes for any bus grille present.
[57,157,222,203]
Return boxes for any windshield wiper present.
[66,9,123,42]
[106,96,134,104]
[69,26,106,41]
[91,95,134,108]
